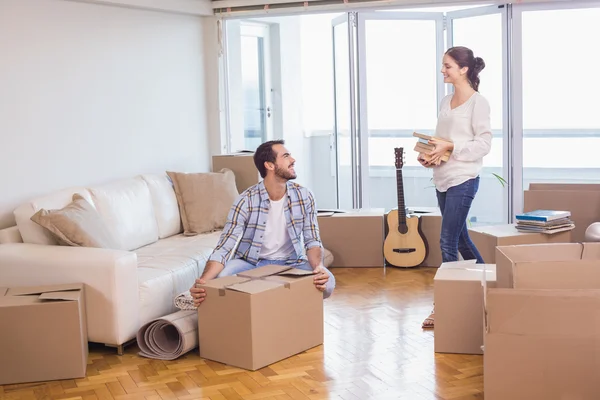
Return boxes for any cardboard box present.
[318,208,384,267]
[468,223,572,264]
[0,283,88,385]
[197,265,323,370]
[524,183,600,242]
[434,260,496,355]
[495,241,600,289]
[484,242,600,399]
[212,153,260,193]
[406,206,442,267]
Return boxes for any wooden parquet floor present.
[0,267,484,400]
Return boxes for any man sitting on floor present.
[189,139,335,307]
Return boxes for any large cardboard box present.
[0,283,88,385]
[468,223,571,264]
[197,265,323,370]
[495,242,600,288]
[212,152,260,193]
[318,208,384,267]
[484,242,600,399]
[434,260,496,355]
[524,183,600,242]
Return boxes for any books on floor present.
[412,132,452,164]
[515,210,575,234]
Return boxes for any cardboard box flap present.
[582,242,600,259]
[514,260,600,289]
[6,283,83,297]
[439,259,477,269]
[435,268,495,282]
[276,269,314,277]
[237,265,291,279]
[486,289,600,336]
[226,279,286,295]
[201,276,249,290]
[497,243,584,263]
[38,291,82,301]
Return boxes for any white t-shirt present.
[432,92,493,192]
[258,197,295,260]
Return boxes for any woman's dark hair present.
[445,46,485,91]
[254,139,285,178]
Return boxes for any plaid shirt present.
[208,180,323,266]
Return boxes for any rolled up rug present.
[174,290,196,311]
[136,310,198,360]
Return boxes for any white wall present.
[0,0,217,228]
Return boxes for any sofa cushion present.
[14,187,94,245]
[135,232,221,270]
[140,174,182,239]
[137,267,179,327]
[30,194,119,249]
[88,177,159,251]
[167,169,238,236]
[135,232,221,323]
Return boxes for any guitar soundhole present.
[397,224,408,234]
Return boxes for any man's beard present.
[274,164,297,180]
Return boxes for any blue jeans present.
[436,177,484,264]
[218,258,336,299]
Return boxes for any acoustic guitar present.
[383,147,428,268]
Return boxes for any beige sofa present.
[0,173,332,354]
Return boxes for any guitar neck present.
[396,167,407,226]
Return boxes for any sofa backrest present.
[140,174,182,239]
[88,177,160,251]
[9,173,183,250]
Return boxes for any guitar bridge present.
[393,248,416,254]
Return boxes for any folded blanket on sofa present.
[174,290,196,311]
[136,310,198,360]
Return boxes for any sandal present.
[422,311,434,329]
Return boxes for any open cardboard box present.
[484,242,600,400]
[197,265,323,371]
[434,260,496,355]
[0,283,88,385]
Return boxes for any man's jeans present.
[436,176,484,264]
[218,258,336,299]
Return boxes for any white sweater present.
[432,92,493,192]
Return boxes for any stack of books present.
[515,210,575,234]
[412,132,452,164]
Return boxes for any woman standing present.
[419,46,492,329]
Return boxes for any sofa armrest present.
[0,226,23,244]
[0,243,139,346]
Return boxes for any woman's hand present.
[417,153,435,168]
[427,138,454,165]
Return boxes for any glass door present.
[356,12,444,212]
[512,2,600,216]
[446,5,509,225]
[332,13,359,210]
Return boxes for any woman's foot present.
[422,311,434,329]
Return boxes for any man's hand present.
[313,265,329,292]
[427,138,454,165]
[190,278,207,307]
